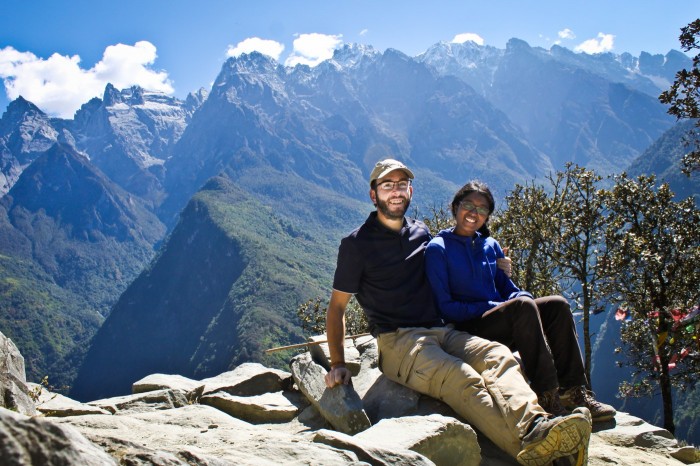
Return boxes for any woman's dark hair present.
[450,180,495,238]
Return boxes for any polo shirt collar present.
[367,211,410,234]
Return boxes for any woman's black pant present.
[457,295,587,394]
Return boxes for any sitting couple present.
[325,158,614,465]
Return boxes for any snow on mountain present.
[0,97,60,194]
[418,38,690,100]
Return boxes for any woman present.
[424,180,615,421]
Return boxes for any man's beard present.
[376,196,411,220]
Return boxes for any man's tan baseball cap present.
[368,159,415,186]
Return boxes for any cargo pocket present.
[399,337,445,395]
[378,332,426,385]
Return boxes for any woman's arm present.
[425,241,496,322]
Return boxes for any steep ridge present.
[0,97,59,194]
[627,119,700,203]
[160,48,550,224]
[419,39,681,174]
[69,84,200,204]
[488,39,675,173]
[71,175,340,401]
[0,143,164,386]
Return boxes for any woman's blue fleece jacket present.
[425,228,532,323]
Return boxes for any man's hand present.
[497,247,512,277]
[325,365,352,387]
[325,290,353,388]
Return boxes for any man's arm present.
[324,289,353,387]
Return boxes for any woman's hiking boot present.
[537,387,569,417]
[560,386,616,422]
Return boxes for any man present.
[324,158,592,465]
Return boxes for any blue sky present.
[1,0,697,118]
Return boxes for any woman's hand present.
[497,247,512,277]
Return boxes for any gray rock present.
[308,334,362,375]
[354,414,481,466]
[89,388,189,414]
[0,332,35,416]
[32,386,111,417]
[354,335,378,356]
[57,404,365,465]
[0,331,695,466]
[670,446,699,464]
[355,370,421,423]
[290,352,371,435]
[313,428,435,465]
[0,332,27,382]
[199,363,292,396]
[596,412,678,448]
[132,373,203,394]
[0,407,116,465]
[0,373,36,417]
[200,390,307,424]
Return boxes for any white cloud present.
[284,33,343,67]
[226,37,285,61]
[359,29,369,37]
[574,33,615,54]
[0,41,173,119]
[451,33,485,46]
[558,29,576,40]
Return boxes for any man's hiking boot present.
[538,387,569,417]
[517,408,592,466]
[560,386,616,422]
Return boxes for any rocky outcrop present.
[0,332,35,417]
[1,330,698,465]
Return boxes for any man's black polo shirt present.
[332,211,444,336]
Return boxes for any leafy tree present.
[420,204,453,236]
[601,173,700,434]
[546,163,609,385]
[659,18,700,175]
[491,181,562,297]
[297,295,368,336]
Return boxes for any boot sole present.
[516,414,591,466]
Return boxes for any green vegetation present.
[493,164,609,386]
[659,18,700,174]
[0,252,102,389]
[0,144,164,390]
[296,295,368,337]
[490,165,699,436]
[601,173,700,434]
[0,212,156,389]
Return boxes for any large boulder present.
[200,390,308,424]
[354,414,481,466]
[199,363,293,397]
[0,407,116,465]
[0,332,36,416]
[290,351,371,435]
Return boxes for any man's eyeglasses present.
[376,180,411,191]
[458,201,490,216]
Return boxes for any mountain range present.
[0,38,698,441]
